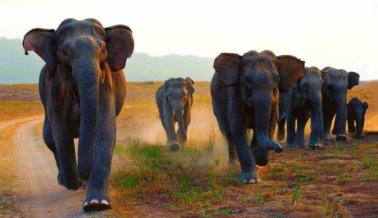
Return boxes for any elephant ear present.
[213,53,241,86]
[185,77,195,95]
[105,25,134,71]
[277,55,306,93]
[348,71,360,89]
[23,28,56,77]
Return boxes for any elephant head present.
[164,77,194,142]
[321,67,360,141]
[23,18,134,179]
[240,51,305,151]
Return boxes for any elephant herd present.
[156,50,368,185]
[22,18,368,212]
[207,50,367,184]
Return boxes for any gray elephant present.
[347,97,368,138]
[211,51,305,183]
[321,67,360,142]
[277,66,326,149]
[156,77,194,151]
[23,18,134,212]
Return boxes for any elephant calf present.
[278,66,324,149]
[156,77,194,151]
[347,97,368,138]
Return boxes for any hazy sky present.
[1,0,378,80]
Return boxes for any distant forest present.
[0,38,213,84]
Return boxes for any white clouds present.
[0,0,377,79]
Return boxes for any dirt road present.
[0,117,94,218]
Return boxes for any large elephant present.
[210,50,305,183]
[23,18,134,212]
[277,66,326,149]
[347,97,368,138]
[156,77,194,151]
[321,67,360,141]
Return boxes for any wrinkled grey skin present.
[156,77,194,151]
[211,51,304,184]
[23,18,134,212]
[347,97,368,138]
[322,67,360,142]
[277,67,325,149]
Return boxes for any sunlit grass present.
[0,100,43,122]
[111,136,234,215]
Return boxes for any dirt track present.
[0,116,95,218]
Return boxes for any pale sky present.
[1,0,378,80]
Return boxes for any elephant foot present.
[57,172,82,190]
[336,135,348,142]
[252,147,269,166]
[168,142,181,151]
[240,171,258,184]
[309,143,322,150]
[83,199,111,212]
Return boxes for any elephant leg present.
[231,128,257,184]
[50,115,81,190]
[347,112,355,133]
[295,113,308,148]
[355,115,364,138]
[285,109,296,148]
[323,109,335,141]
[277,117,286,142]
[161,112,180,151]
[269,98,278,140]
[224,131,237,166]
[360,115,366,136]
[43,115,59,169]
[84,93,116,212]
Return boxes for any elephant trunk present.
[334,93,347,138]
[73,59,99,180]
[253,91,282,152]
[173,103,187,142]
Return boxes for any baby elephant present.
[156,77,195,151]
[347,97,368,138]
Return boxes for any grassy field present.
[0,81,377,217]
[0,84,42,122]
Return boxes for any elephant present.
[23,18,134,212]
[277,66,325,149]
[321,67,360,142]
[156,77,194,151]
[210,50,305,183]
[347,97,368,138]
